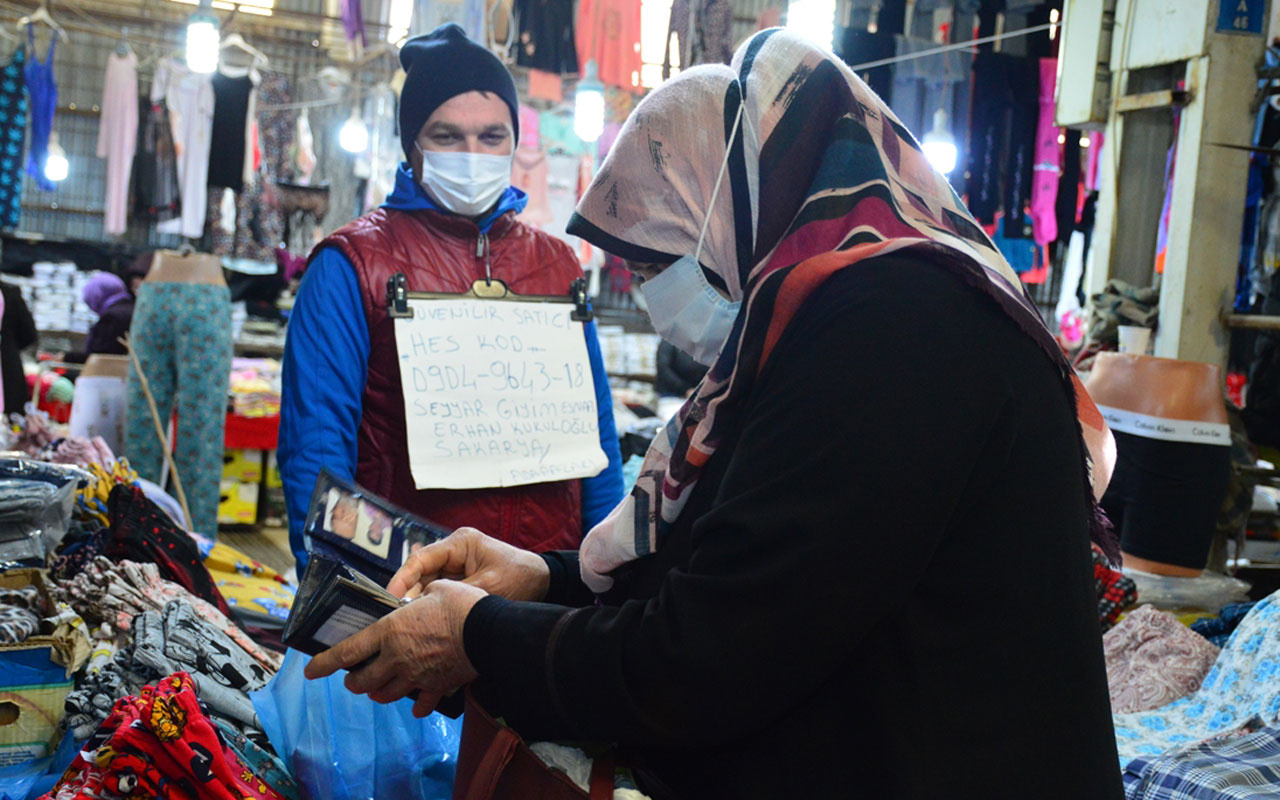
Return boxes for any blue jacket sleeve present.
[278,248,370,566]
[579,317,624,533]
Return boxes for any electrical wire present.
[847,21,1056,71]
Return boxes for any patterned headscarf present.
[569,30,1116,592]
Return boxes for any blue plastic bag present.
[250,650,462,800]
[0,729,79,800]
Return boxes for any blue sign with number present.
[1218,0,1265,34]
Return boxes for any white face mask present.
[639,102,745,367]
[416,147,512,218]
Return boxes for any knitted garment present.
[1094,546,1138,631]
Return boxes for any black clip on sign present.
[385,272,592,322]
[387,272,410,319]
[570,277,592,322]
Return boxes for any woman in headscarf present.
[308,30,1124,798]
[66,271,134,363]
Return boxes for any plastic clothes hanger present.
[17,1,69,42]
[219,33,268,69]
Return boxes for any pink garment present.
[512,149,552,226]
[518,104,541,151]
[577,0,643,90]
[1030,58,1059,247]
[527,69,563,102]
[96,52,139,236]
[1104,604,1220,714]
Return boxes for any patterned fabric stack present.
[1105,605,1220,715]
[1122,724,1280,799]
[43,672,298,800]
[1114,592,1280,767]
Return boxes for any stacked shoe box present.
[218,449,262,525]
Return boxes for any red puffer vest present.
[316,207,585,552]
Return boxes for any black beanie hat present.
[398,23,520,160]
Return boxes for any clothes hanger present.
[17,1,69,42]
[116,26,133,56]
[219,32,268,69]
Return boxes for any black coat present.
[463,257,1124,799]
[0,284,36,414]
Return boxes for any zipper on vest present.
[477,233,492,284]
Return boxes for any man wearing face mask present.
[279,23,623,566]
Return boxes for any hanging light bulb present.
[339,109,369,153]
[786,0,837,51]
[44,132,68,183]
[921,108,958,175]
[185,1,220,74]
[574,59,605,143]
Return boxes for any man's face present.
[410,91,514,179]
[330,499,358,540]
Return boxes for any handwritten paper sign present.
[394,297,608,490]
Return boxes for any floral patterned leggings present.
[124,282,232,537]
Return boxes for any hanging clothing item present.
[662,0,733,81]
[207,70,257,193]
[97,51,139,236]
[0,46,27,229]
[513,0,577,74]
[889,35,968,143]
[837,28,894,101]
[967,52,1037,229]
[1055,126,1082,246]
[362,83,397,214]
[512,148,552,226]
[210,72,289,261]
[23,24,55,192]
[1155,103,1183,275]
[339,0,367,46]
[295,110,316,184]
[1104,604,1221,715]
[576,0,642,90]
[131,96,182,223]
[124,283,232,538]
[462,0,487,43]
[568,31,1118,590]
[1029,58,1059,246]
[154,58,215,239]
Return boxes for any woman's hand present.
[388,527,551,603]
[304,579,485,717]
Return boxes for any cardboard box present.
[222,449,264,484]
[217,481,260,525]
[265,450,282,490]
[0,570,79,767]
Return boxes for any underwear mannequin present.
[1085,353,1231,577]
[145,249,227,286]
[69,354,130,454]
[125,248,231,536]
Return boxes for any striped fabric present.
[1123,726,1280,799]
[570,29,1116,592]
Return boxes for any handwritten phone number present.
[410,360,587,394]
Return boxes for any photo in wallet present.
[304,470,453,586]
[282,555,405,655]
